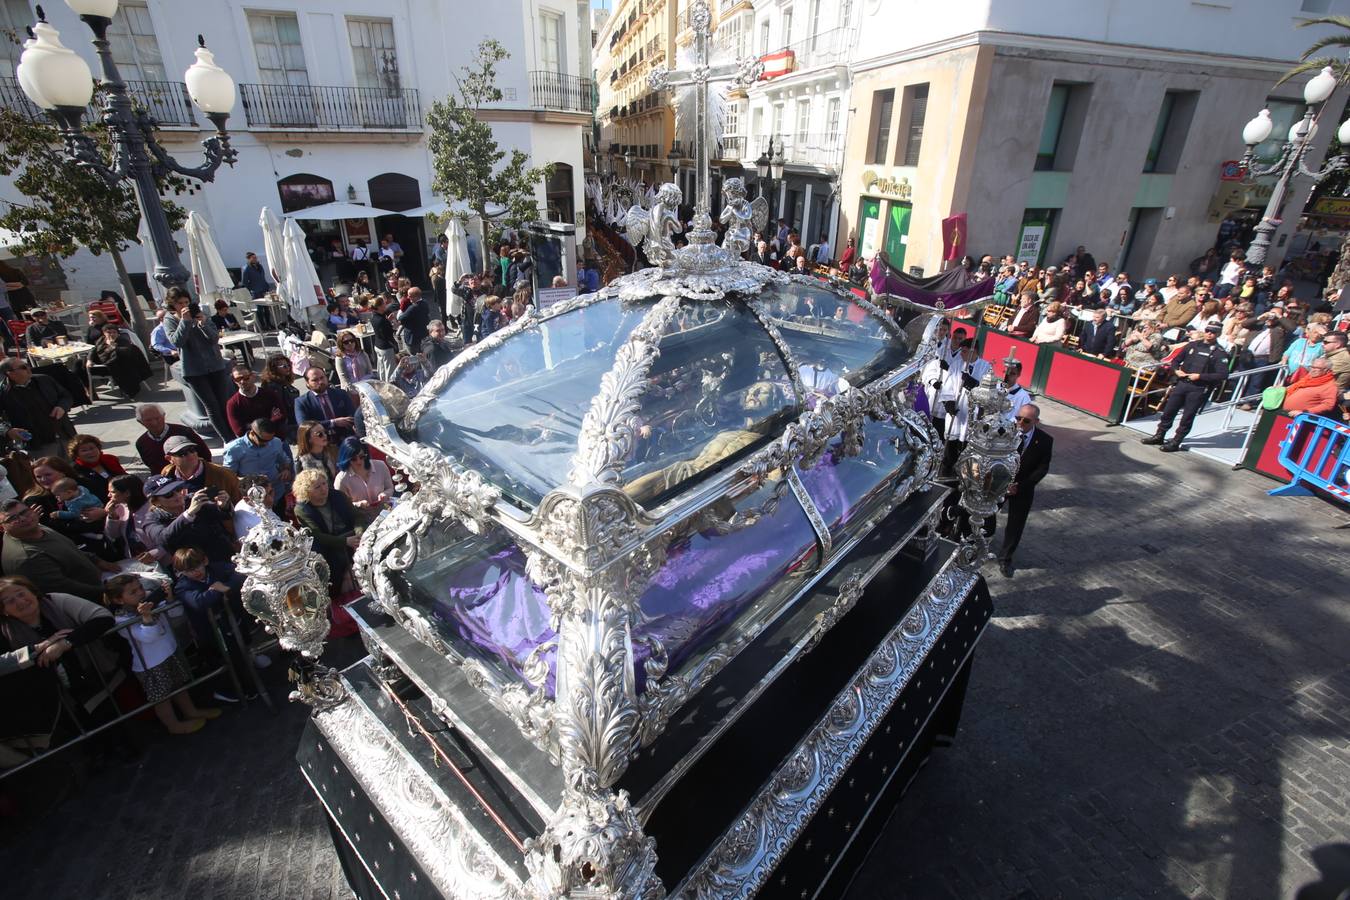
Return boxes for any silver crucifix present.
[648,0,763,246]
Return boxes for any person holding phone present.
[164,287,233,443]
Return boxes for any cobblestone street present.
[2,399,1347,899]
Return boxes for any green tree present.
[426,39,551,275]
[0,105,190,339]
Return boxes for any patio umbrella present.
[281,217,324,320]
[443,217,471,287]
[184,210,233,302]
[282,201,398,220]
[259,206,288,297]
[136,217,164,306]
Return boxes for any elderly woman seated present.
[1121,321,1168,368]
[293,468,360,593]
[0,574,120,759]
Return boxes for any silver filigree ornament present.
[234,485,345,710]
[955,365,1020,522]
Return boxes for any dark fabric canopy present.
[869,257,995,310]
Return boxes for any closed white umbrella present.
[259,206,287,298]
[281,218,324,321]
[184,210,233,302]
[136,217,164,306]
[443,217,471,287]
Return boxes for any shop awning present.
[283,201,400,220]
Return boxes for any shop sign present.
[1310,197,1350,218]
[1219,160,1245,181]
[861,169,913,201]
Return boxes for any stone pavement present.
[1,371,1348,899]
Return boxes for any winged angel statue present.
[624,182,683,266]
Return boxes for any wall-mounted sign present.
[861,169,913,201]
[1219,160,1245,181]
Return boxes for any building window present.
[752,106,764,144]
[348,18,400,93]
[0,0,32,67]
[107,2,165,83]
[781,6,793,47]
[867,89,894,165]
[1143,89,1198,174]
[759,20,771,56]
[839,0,854,28]
[899,83,928,167]
[248,12,309,87]
[771,102,784,140]
[1035,82,1091,172]
[825,97,841,146]
[808,0,822,50]
[539,10,564,75]
[795,99,810,145]
[1255,98,1301,164]
[725,102,739,139]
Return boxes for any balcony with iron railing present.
[747,132,844,171]
[530,71,596,113]
[0,75,198,128]
[239,83,421,131]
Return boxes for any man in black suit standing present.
[998,402,1053,577]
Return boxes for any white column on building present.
[801,183,813,244]
[778,181,788,227]
[826,194,840,260]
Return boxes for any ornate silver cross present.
[648,0,763,245]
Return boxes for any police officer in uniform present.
[1142,322,1229,452]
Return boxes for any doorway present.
[368,173,425,282]
[884,201,912,270]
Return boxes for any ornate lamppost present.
[667,141,681,185]
[1238,64,1350,267]
[755,135,786,226]
[16,1,238,340]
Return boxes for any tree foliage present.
[1277,15,1350,85]
[426,39,551,270]
[0,105,189,260]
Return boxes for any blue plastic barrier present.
[1268,413,1350,505]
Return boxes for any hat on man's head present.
[144,475,188,497]
[1144,278,1158,286]
[1204,323,1223,335]
[162,435,197,455]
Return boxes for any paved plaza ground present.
[1,372,1347,899]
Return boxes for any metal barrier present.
[1269,413,1350,503]
[0,594,274,780]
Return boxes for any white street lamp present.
[16,20,94,110]
[1338,118,1350,146]
[1241,109,1273,147]
[1304,65,1338,105]
[1288,120,1318,143]
[64,0,120,16]
[184,36,236,115]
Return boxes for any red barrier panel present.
[1244,410,1296,483]
[1042,351,1128,420]
[978,330,1037,389]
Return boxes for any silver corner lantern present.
[235,486,346,709]
[955,366,1020,522]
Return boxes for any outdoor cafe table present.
[28,340,96,400]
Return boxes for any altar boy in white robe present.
[938,336,992,476]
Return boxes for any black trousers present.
[1156,383,1208,443]
[999,492,1035,563]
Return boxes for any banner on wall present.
[942,213,967,262]
[1016,225,1046,266]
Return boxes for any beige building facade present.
[838,1,1335,278]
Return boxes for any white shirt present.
[1004,385,1033,422]
[1219,260,1242,285]
[1247,326,1273,358]
[116,611,179,672]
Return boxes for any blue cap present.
[144,474,188,497]
[1144,278,1158,286]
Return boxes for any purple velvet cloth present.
[870,258,995,310]
[426,480,820,697]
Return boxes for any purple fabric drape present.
[869,258,995,310]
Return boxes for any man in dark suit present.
[295,367,357,444]
[998,402,1053,577]
[1077,307,1117,358]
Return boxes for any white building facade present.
[0,0,593,299]
[728,0,856,254]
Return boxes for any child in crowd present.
[103,574,220,734]
[50,477,102,521]
[172,546,270,697]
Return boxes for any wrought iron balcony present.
[0,76,197,128]
[239,83,422,131]
[719,135,744,159]
[530,71,596,113]
[747,133,843,171]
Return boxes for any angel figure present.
[624,182,683,266]
[719,177,755,257]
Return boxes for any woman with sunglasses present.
[295,421,338,483]
[260,354,300,441]
[333,329,373,390]
[334,437,394,526]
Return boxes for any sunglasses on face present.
[1014,416,1035,424]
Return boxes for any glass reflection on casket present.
[398,283,918,702]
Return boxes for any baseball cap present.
[1144,278,1158,286]
[144,474,188,497]
[162,435,197,455]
